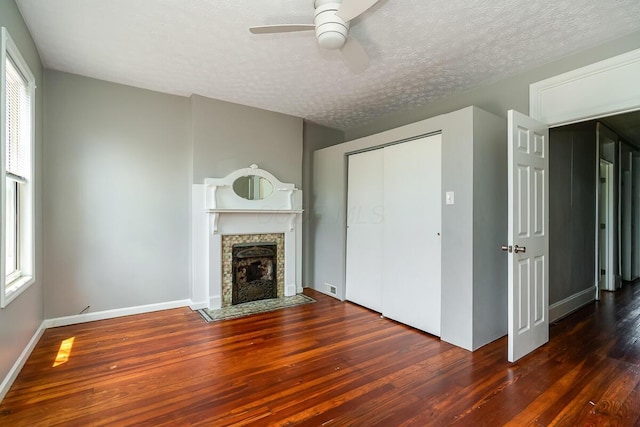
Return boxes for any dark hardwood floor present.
[1,284,639,426]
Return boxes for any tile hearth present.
[198,294,315,323]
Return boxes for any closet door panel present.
[382,135,442,336]
[345,149,384,312]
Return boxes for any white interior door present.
[382,135,442,336]
[507,110,549,363]
[345,149,384,312]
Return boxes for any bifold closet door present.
[345,149,384,312]
[382,135,442,336]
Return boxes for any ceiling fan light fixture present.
[317,31,347,50]
[250,0,377,70]
[313,2,349,50]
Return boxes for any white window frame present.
[1,27,35,308]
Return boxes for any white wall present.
[0,0,45,400]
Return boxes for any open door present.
[506,110,549,362]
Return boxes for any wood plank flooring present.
[1,284,639,426]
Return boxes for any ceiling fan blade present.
[335,0,379,21]
[249,24,315,34]
[341,37,369,73]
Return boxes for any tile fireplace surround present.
[191,165,303,310]
[222,233,285,307]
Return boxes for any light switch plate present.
[445,191,455,205]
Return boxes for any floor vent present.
[325,283,337,295]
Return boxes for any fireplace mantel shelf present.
[208,209,303,234]
[206,209,303,214]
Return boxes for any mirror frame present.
[232,174,274,200]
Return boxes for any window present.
[1,28,35,307]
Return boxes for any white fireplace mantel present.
[191,165,303,310]
[208,209,303,234]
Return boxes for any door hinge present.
[600,177,606,183]
[601,269,606,275]
[600,223,606,229]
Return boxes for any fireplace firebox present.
[232,243,277,305]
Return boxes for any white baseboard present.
[188,300,209,310]
[549,287,595,323]
[44,299,192,328]
[2,299,198,404]
[0,321,46,402]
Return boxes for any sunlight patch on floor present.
[53,337,75,367]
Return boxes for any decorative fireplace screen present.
[232,243,277,305]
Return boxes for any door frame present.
[621,159,633,281]
[529,47,640,316]
[599,159,615,291]
[530,48,640,127]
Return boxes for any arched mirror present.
[232,175,274,200]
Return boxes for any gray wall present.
[302,121,344,286]
[549,122,597,304]
[471,108,508,348]
[43,70,191,318]
[0,0,44,396]
[344,30,640,141]
[190,95,302,187]
[42,74,304,319]
[312,107,507,350]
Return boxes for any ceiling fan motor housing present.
[313,1,349,50]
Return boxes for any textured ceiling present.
[15,0,640,131]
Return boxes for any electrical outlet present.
[325,283,337,295]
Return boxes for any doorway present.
[547,116,639,321]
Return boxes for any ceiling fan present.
[249,0,380,73]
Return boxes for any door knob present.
[501,245,512,253]
[514,245,526,254]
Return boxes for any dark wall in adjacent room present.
[549,122,597,304]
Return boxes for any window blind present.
[5,56,31,181]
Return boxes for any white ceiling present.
[15,0,640,131]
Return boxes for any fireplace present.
[192,165,303,310]
[232,243,277,304]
